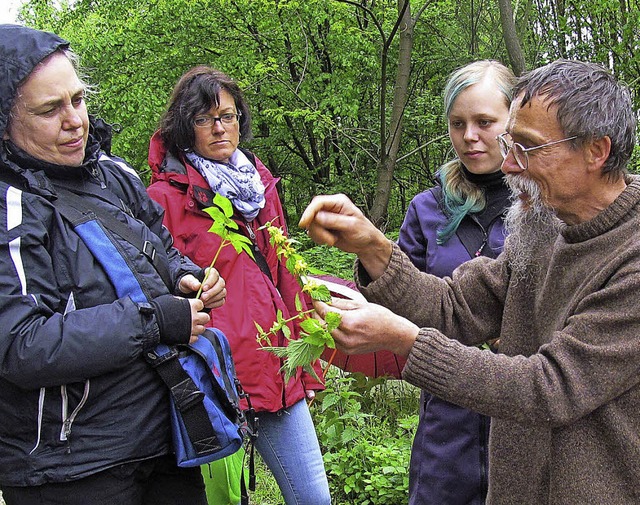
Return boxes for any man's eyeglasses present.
[194,112,242,128]
[497,132,578,170]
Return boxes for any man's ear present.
[585,136,611,173]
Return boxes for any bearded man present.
[299,59,639,505]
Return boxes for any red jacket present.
[147,132,324,412]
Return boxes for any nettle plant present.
[200,193,341,380]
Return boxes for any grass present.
[248,455,281,504]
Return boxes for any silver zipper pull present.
[245,221,256,240]
[63,419,72,453]
[91,166,107,189]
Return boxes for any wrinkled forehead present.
[506,92,560,135]
[11,52,83,110]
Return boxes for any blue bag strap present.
[53,186,173,290]
[147,343,224,456]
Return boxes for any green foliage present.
[630,146,640,175]
[20,0,490,227]
[196,194,254,298]
[324,439,411,504]
[204,194,255,257]
[249,456,282,505]
[248,370,420,504]
[16,2,640,499]
[20,0,640,231]
[312,372,419,504]
[292,230,357,279]
[196,193,342,380]
[257,223,344,380]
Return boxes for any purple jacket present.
[398,171,509,505]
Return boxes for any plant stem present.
[195,239,228,299]
[323,348,338,378]
[258,308,316,340]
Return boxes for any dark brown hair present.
[159,66,252,156]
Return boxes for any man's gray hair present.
[513,59,636,180]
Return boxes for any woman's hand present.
[179,268,227,309]
[187,298,209,343]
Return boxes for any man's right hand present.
[299,194,392,280]
[312,297,419,358]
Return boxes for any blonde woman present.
[398,60,515,504]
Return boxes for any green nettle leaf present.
[229,233,255,258]
[260,346,289,358]
[213,192,234,217]
[196,194,342,380]
[225,219,240,231]
[195,195,263,299]
[269,320,281,334]
[269,338,315,377]
[322,393,342,410]
[203,206,227,223]
[207,221,228,237]
[325,311,342,333]
[303,330,331,347]
[286,255,298,273]
[310,284,332,302]
[300,317,325,334]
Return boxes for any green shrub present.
[291,230,356,279]
[312,372,419,504]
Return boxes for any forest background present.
[11,0,640,503]
[17,0,640,231]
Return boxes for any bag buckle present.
[142,240,157,262]
[145,344,179,367]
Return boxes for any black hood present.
[0,24,69,139]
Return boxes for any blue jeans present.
[255,399,331,505]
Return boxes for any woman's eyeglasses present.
[193,112,242,128]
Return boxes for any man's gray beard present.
[504,175,563,281]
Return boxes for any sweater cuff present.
[356,242,417,304]
[150,294,192,345]
[401,327,462,397]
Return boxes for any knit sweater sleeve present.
[357,241,508,344]
[402,261,640,426]
[397,224,640,426]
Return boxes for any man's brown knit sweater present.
[359,176,640,504]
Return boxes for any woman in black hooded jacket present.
[0,24,226,505]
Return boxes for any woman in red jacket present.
[147,66,331,505]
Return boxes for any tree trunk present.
[369,0,415,227]
[497,0,527,75]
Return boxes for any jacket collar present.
[148,131,279,210]
[0,130,103,198]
